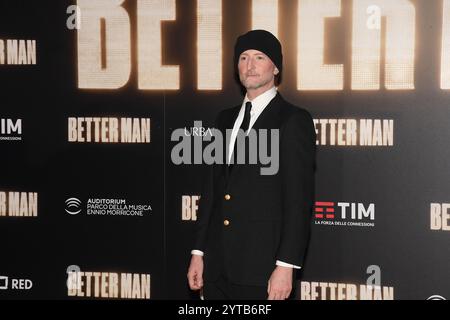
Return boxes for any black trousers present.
[203,274,268,300]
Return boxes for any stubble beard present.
[240,74,272,90]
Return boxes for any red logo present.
[314,202,335,219]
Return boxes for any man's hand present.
[187,255,204,290]
[267,265,293,300]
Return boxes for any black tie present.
[230,101,252,169]
[241,101,252,133]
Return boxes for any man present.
[187,30,316,300]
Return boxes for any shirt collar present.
[242,86,278,114]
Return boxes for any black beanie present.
[234,29,283,72]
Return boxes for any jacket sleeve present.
[193,111,223,251]
[276,109,316,267]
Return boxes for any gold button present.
[224,194,231,200]
[224,219,230,226]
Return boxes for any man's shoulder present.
[278,96,314,124]
[278,98,316,140]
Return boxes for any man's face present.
[238,49,279,91]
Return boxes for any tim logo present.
[65,198,82,215]
[314,201,375,227]
[0,118,22,141]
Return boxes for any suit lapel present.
[250,93,282,131]
[220,106,240,182]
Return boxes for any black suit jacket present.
[194,93,316,286]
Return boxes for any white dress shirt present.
[192,86,301,270]
[227,86,277,164]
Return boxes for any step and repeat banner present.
[0,0,449,300]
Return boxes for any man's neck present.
[246,83,276,101]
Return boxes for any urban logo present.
[0,40,36,65]
[181,195,200,221]
[427,295,446,300]
[0,192,38,217]
[67,266,150,299]
[65,198,82,215]
[314,201,375,227]
[184,125,213,137]
[0,275,33,290]
[430,203,450,231]
[68,117,150,143]
[65,197,152,217]
[0,118,22,141]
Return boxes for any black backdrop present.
[0,0,449,300]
